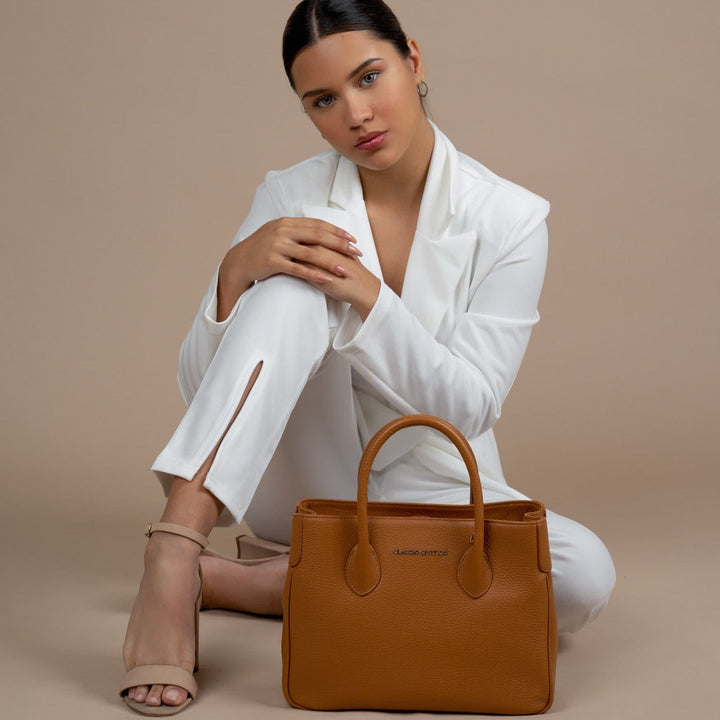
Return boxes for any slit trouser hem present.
[150,350,268,492]
[151,276,334,530]
[151,460,202,485]
[150,464,239,527]
[201,473,250,528]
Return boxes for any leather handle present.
[345,414,492,598]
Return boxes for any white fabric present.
[150,121,616,633]
[166,120,550,488]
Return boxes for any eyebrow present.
[301,57,383,101]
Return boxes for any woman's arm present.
[331,213,549,440]
[175,181,360,406]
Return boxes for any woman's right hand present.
[218,217,364,291]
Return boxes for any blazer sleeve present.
[331,206,549,441]
[176,182,283,406]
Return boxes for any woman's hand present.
[219,217,381,320]
[299,242,382,321]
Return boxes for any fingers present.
[273,218,363,258]
[282,256,340,285]
[290,241,359,278]
[270,217,364,284]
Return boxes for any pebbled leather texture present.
[281,413,557,714]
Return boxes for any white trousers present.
[152,274,616,634]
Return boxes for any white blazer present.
[177,120,550,495]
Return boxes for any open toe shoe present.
[119,521,209,716]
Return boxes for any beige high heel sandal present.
[119,521,209,716]
[200,533,291,565]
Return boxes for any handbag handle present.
[345,413,492,599]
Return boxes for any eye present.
[313,94,333,109]
[360,71,379,86]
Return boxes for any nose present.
[344,91,372,128]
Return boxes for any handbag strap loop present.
[346,414,492,598]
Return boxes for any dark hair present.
[283,0,411,91]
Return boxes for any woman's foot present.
[121,531,202,710]
[199,553,289,616]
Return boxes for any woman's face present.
[290,30,426,172]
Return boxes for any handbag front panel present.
[281,513,556,714]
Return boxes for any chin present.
[354,148,404,172]
[358,159,399,173]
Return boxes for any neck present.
[357,118,435,209]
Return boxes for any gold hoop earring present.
[416,81,428,98]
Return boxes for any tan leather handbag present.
[281,413,558,714]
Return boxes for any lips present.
[355,131,386,148]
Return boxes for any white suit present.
[151,120,615,633]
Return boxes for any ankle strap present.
[145,521,209,549]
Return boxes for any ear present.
[405,38,425,85]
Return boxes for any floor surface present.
[1,507,715,719]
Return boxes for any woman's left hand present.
[297,244,381,321]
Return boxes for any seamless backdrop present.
[1,1,718,718]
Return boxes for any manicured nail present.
[336,265,347,276]
[344,232,357,242]
[348,244,363,256]
[316,273,332,282]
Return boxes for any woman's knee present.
[546,510,616,634]
[253,273,328,310]
[217,273,332,359]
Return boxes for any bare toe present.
[162,684,188,706]
[133,684,149,702]
[145,684,164,706]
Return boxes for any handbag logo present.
[392,548,448,556]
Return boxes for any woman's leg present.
[199,345,368,612]
[542,508,617,634]
[122,360,266,709]
[124,275,352,709]
[150,274,348,528]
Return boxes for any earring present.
[416,81,428,97]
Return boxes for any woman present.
[120,0,616,714]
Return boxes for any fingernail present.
[316,273,332,282]
[349,245,363,256]
[336,265,347,276]
[344,232,357,242]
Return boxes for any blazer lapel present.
[402,226,476,339]
[304,121,476,338]
[300,122,477,470]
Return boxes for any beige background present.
[1,1,718,717]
